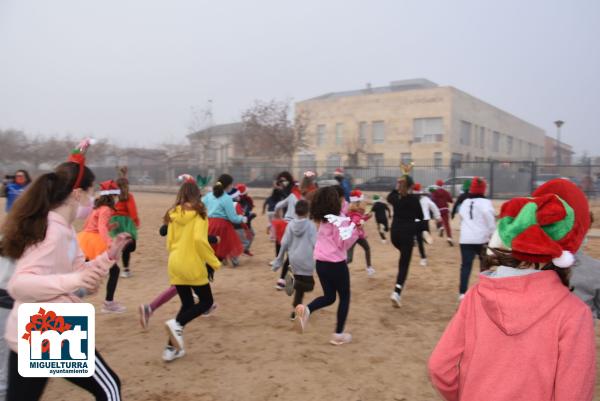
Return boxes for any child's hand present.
[78,268,104,292]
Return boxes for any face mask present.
[76,196,95,221]
[14,176,26,185]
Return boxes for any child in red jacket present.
[428,178,595,401]
[111,170,140,278]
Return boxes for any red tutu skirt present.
[208,218,244,259]
[271,219,288,244]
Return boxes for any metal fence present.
[4,160,600,200]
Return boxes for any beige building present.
[543,136,574,165]
[295,79,545,168]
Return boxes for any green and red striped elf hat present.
[488,178,590,268]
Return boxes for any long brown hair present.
[310,186,342,222]
[483,247,571,287]
[163,182,207,224]
[2,162,95,259]
[116,178,129,202]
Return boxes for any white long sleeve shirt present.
[459,197,496,244]
[419,195,441,221]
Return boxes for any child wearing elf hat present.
[346,189,376,276]
[78,179,127,313]
[457,177,495,300]
[413,183,441,267]
[429,178,595,401]
[371,194,391,243]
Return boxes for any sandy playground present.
[1,192,600,401]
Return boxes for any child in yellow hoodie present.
[163,180,221,362]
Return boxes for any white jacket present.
[419,195,441,221]
[459,197,496,244]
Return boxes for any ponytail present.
[1,162,95,259]
[213,174,233,198]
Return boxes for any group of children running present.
[0,139,597,400]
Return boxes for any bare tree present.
[237,99,310,161]
[158,142,192,185]
[346,135,367,167]
[0,129,28,165]
[27,135,73,172]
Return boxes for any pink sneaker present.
[102,300,126,314]
[139,304,152,329]
[295,304,310,333]
[330,332,352,346]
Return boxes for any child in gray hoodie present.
[272,200,317,320]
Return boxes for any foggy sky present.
[0,0,598,155]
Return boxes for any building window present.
[413,117,443,143]
[367,153,384,167]
[335,123,344,146]
[316,125,326,146]
[460,121,472,146]
[506,136,513,155]
[298,153,316,170]
[451,153,463,166]
[492,131,500,152]
[479,127,485,149]
[372,121,385,144]
[401,153,412,164]
[434,152,443,168]
[327,153,342,168]
[359,122,368,146]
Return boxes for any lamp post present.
[554,120,564,165]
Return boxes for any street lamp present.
[554,120,564,165]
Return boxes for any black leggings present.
[105,263,120,301]
[292,275,315,307]
[7,350,121,401]
[121,239,136,268]
[275,243,290,280]
[415,220,430,259]
[307,260,350,334]
[175,284,214,326]
[347,238,372,267]
[459,244,484,294]
[391,222,418,294]
[376,219,389,240]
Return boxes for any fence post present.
[489,160,495,199]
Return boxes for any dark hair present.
[483,247,570,287]
[295,199,309,217]
[15,169,32,185]
[116,178,129,202]
[333,185,345,199]
[2,162,95,259]
[277,171,294,194]
[213,174,233,198]
[397,175,414,197]
[164,182,207,224]
[310,186,342,222]
[94,195,116,210]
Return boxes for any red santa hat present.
[98,180,120,196]
[177,174,196,185]
[334,168,344,177]
[435,179,444,187]
[236,183,248,195]
[413,182,422,193]
[469,177,487,195]
[488,178,590,268]
[349,189,364,202]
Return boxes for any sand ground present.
[1,192,599,401]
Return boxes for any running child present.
[271,200,317,320]
[431,179,454,246]
[371,194,391,243]
[110,167,140,278]
[78,179,127,313]
[295,186,361,346]
[235,184,256,256]
[429,178,595,401]
[346,189,375,276]
[413,183,440,267]
[163,180,221,362]
[263,181,284,240]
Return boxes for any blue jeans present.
[460,244,484,294]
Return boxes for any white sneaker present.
[165,319,184,351]
[390,292,402,308]
[366,266,376,276]
[120,270,131,278]
[422,231,434,245]
[458,294,465,302]
[447,238,454,247]
[295,304,310,333]
[162,345,185,362]
[380,239,387,244]
[330,332,352,346]
[193,292,199,302]
[420,258,427,267]
[275,279,286,290]
[139,304,152,329]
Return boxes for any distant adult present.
[334,168,351,202]
[4,170,31,212]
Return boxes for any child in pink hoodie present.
[1,145,131,401]
[428,178,596,401]
[295,185,360,346]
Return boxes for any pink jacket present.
[428,270,596,401]
[5,212,114,352]
[313,220,359,263]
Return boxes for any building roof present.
[305,78,439,101]
[188,122,244,139]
